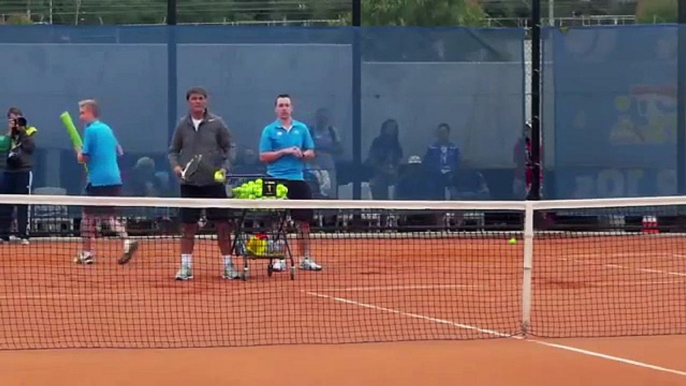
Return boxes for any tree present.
[2,13,33,25]
[636,0,677,24]
[359,0,487,27]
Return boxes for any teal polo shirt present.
[82,120,122,187]
[259,119,315,181]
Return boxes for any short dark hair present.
[7,107,22,118]
[186,87,208,100]
[437,123,451,132]
[275,94,291,105]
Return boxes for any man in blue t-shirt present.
[74,99,138,266]
[259,94,321,272]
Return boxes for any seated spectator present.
[366,119,403,200]
[125,156,169,197]
[309,108,342,198]
[423,123,460,200]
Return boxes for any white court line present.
[0,288,283,300]
[315,284,482,292]
[586,280,686,287]
[305,291,686,378]
[565,252,661,259]
[305,292,510,337]
[558,257,686,278]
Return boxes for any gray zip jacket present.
[168,111,234,187]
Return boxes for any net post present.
[351,19,362,200]
[166,0,177,143]
[521,201,535,336]
[527,0,542,201]
[678,0,686,197]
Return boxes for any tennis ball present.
[508,238,517,245]
[256,178,263,185]
[214,170,226,183]
[248,194,256,200]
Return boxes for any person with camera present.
[0,107,37,244]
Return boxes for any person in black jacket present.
[0,107,37,244]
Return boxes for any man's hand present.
[173,165,183,179]
[303,149,315,160]
[283,146,303,158]
[76,149,86,164]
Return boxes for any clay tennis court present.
[1,234,685,385]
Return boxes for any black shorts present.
[273,179,313,222]
[180,184,230,224]
[84,184,122,216]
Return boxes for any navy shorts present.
[84,184,122,216]
[273,179,313,222]
[180,184,230,224]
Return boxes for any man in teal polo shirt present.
[259,94,322,272]
[75,99,138,266]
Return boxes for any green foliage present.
[636,0,677,24]
[4,13,33,25]
[0,0,486,26]
[361,0,487,27]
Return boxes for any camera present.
[10,117,27,131]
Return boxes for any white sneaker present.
[300,258,322,271]
[74,251,94,265]
[20,238,30,245]
[272,259,286,272]
[118,240,139,265]
[222,264,241,280]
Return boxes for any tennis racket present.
[181,154,227,184]
[181,154,203,181]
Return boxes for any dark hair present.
[275,94,291,105]
[437,123,451,132]
[380,119,399,137]
[186,87,208,100]
[7,107,22,118]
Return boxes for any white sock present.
[123,239,131,252]
[181,254,192,267]
[223,255,233,267]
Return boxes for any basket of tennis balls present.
[231,178,288,200]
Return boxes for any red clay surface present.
[1,234,685,384]
[2,338,685,386]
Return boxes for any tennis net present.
[0,194,684,349]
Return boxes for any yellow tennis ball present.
[214,170,226,183]
[508,238,517,245]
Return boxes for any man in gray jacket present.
[0,107,36,244]
[169,87,239,281]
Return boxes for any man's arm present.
[217,119,236,168]
[327,126,343,155]
[168,123,184,176]
[302,126,316,160]
[17,129,35,154]
[77,127,92,164]
[258,128,295,163]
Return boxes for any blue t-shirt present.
[259,120,315,181]
[82,120,122,187]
